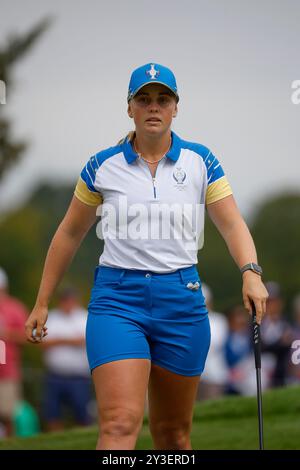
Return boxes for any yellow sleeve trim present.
[74,177,103,207]
[206,176,233,205]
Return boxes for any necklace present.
[133,138,171,164]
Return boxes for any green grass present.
[1,385,299,450]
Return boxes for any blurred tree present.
[251,193,300,314]
[0,182,101,372]
[198,212,242,312]
[0,18,51,181]
[199,193,300,315]
[0,185,299,374]
[1,187,299,315]
[0,182,101,309]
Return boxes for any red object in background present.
[0,294,27,380]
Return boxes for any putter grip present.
[251,301,261,369]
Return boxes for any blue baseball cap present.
[127,63,179,103]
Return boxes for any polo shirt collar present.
[122,130,181,164]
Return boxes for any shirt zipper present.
[139,158,162,199]
[152,177,157,199]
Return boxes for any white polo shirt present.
[43,308,90,377]
[74,131,232,273]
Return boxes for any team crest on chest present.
[172,167,187,190]
[146,64,160,80]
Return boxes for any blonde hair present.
[117,130,135,145]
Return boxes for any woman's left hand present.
[242,271,269,324]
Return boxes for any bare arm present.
[25,195,98,342]
[34,196,98,307]
[206,195,268,323]
[207,195,257,268]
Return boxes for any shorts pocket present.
[88,281,120,315]
[88,269,125,314]
[183,275,202,292]
[94,267,125,288]
[96,278,122,288]
[181,276,207,312]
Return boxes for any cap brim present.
[128,82,179,102]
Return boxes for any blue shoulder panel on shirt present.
[80,144,122,192]
[180,140,225,184]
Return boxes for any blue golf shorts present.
[86,264,211,377]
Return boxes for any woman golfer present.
[25,63,268,450]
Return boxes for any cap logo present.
[146,64,160,80]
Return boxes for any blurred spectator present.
[292,294,300,337]
[0,267,28,437]
[287,294,300,384]
[196,283,229,401]
[41,287,92,432]
[260,281,293,387]
[224,304,276,396]
[224,305,252,395]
